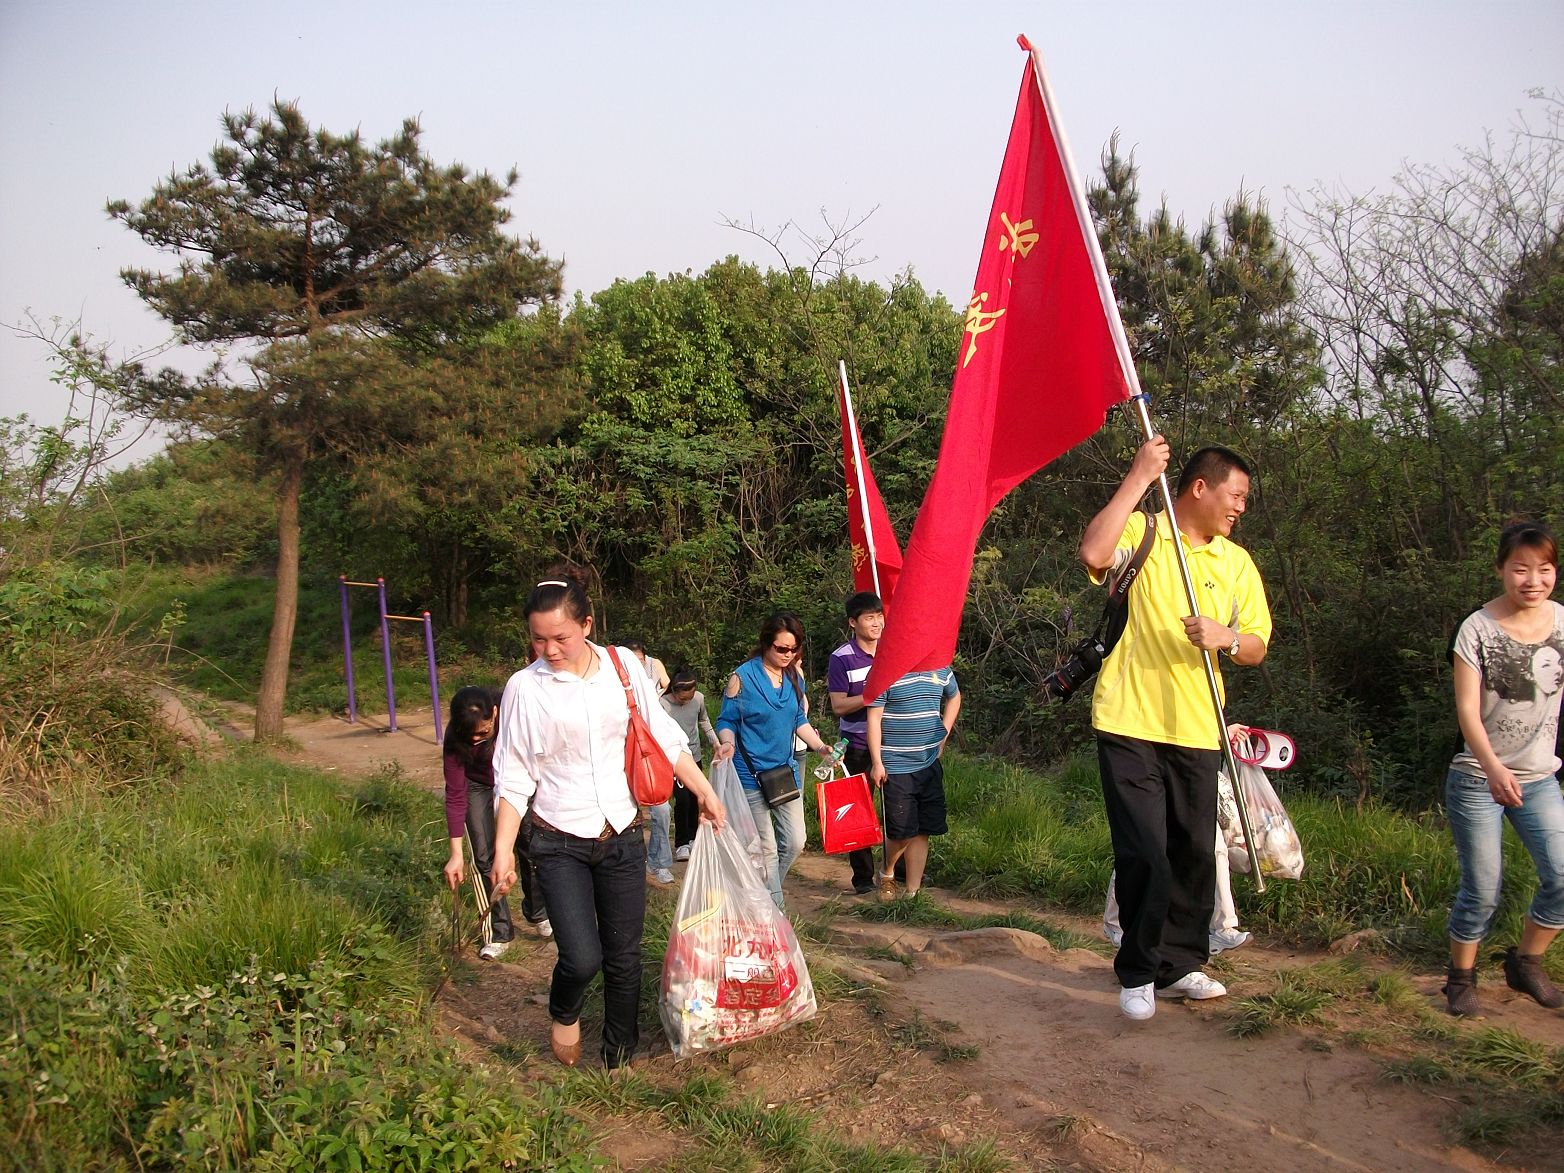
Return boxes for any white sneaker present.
[651,868,676,885]
[1120,982,1156,1020]
[674,844,692,862]
[534,918,553,939]
[1156,971,1227,1000]
[1209,928,1251,954]
[478,940,510,961]
[1103,921,1123,947]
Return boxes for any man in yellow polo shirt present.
[1078,436,1272,1021]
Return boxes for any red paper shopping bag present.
[816,772,883,854]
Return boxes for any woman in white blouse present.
[490,568,726,1069]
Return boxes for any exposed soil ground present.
[217,704,1564,1170]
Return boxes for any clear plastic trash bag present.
[708,756,768,884]
[1226,743,1305,880]
[659,818,817,1058]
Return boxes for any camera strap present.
[1092,509,1157,652]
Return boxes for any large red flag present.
[838,361,903,606]
[864,37,1138,700]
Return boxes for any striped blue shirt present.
[869,667,959,774]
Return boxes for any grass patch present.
[889,1012,980,1063]
[0,751,594,1171]
[1227,959,1368,1038]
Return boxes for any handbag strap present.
[605,645,640,717]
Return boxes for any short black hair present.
[845,591,884,621]
[1176,446,1252,498]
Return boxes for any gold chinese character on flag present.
[997,211,1038,259]
[962,292,1005,368]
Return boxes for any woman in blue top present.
[716,612,835,911]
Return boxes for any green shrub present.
[0,755,593,1171]
[0,562,187,810]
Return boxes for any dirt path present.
[248,708,1545,1170]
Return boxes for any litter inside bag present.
[660,819,816,1057]
[1230,738,1304,880]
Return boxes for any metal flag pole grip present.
[1128,395,1266,891]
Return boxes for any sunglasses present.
[771,643,799,655]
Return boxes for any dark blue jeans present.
[527,818,647,1067]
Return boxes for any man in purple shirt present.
[828,591,887,894]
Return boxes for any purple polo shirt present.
[827,638,876,749]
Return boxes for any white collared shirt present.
[493,643,689,836]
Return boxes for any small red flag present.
[838,363,903,606]
[865,40,1136,699]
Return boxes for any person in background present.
[626,638,671,695]
[661,667,720,861]
[490,568,726,1070]
[828,591,887,895]
[626,639,676,884]
[1443,520,1564,1016]
[1078,438,1272,1022]
[442,686,549,957]
[717,611,837,911]
[866,665,961,900]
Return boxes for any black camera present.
[1041,636,1106,702]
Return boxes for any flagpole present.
[1020,34,1265,890]
[839,360,882,599]
[839,360,895,878]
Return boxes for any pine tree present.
[110,101,562,737]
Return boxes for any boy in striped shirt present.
[867,666,962,901]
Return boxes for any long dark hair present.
[443,685,501,761]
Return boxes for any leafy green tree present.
[109,101,562,737]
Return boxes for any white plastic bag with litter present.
[659,819,817,1057]
[1227,735,1305,880]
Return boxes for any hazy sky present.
[2,1,1560,452]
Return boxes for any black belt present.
[529,812,641,841]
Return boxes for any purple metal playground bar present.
[377,578,396,732]
[339,575,442,740]
[339,576,358,725]
[423,612,443,742]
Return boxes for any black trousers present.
[844,744,878,890]
[1096,731,1220,989]
[673,765,701,849]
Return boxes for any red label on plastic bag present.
[715,926,799,1009]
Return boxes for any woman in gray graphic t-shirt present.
[1443,521,1564,1018]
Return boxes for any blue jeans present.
[743,786,807,911]
[526,818,647,1067]
[645,800,672,872]
[1446,769,1564,943]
